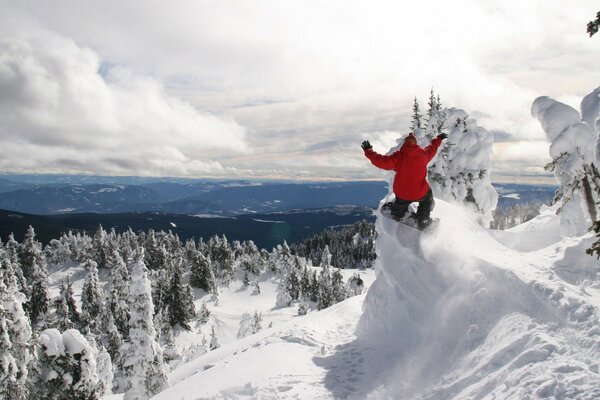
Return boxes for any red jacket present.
[364,137,442,201]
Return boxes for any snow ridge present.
[357,198,600,399]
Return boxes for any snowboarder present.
[361,132,447,229]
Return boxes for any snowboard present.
[380,202,439,232]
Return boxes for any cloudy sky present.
[1,0,599,183]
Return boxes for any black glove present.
[437,133,448,140]
[361,140,372,150]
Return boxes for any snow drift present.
[357,197,600,399]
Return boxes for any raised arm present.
[423,134,446,162]
[362,141,397,171]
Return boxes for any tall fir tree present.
[0,272,31,400]
[190,252,215,293]
[107,251,131,337]
[121,249,168,400]
[165,257,196,330]
[28,255,51,330]
[80,260,105,335]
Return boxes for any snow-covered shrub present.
[34,329,107,400]
[531,92,600,236]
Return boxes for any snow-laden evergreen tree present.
[28,253,51,330]
[286,269,301,301]
[0,271,31,400]
[532,94,600,236]
[86,333,113,397]
[165,257,196,330]
[239,240,262,275]
[209,326,220,350]
[410,96,424,136]
[150,245,172,316]
[275,278,293,308]
[209,235,235,284]
[107,251,130,336]
[331,269,346,303]
[34,329,107,400]
[300,267,311,301]
[0,269,31,400]
[104,315,124,391]
[317,247,334,310]
[80,260,105,335]
[0,308,21,400]
[190,251,215,293]
[252,311,262,334]
[346,273,365,297]
[144,230,164,270]
[19,226,43,281]
[121,249,168,400]
[198,303,211,324]
[92,224,112,269]
[4,234,28,296]
[53,290,74,331]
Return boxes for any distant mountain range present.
[0,175,558,248]
[0,178,389,215]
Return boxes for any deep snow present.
[99,196,600,400]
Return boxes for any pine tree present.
[19,226,42,281]
[252,311,262,334]
[410,97,423,134]
[34,329,106,400]
[0,272,31,400]
[80,260,105,335]
[165,257,196,330]
[108,251,130,336]
[4,234,28,296]
[198,303,211,324]
[92,225,112,269]
[121,249,168,400]
[28,256,51,330]
[286,269,300,301]
[53,290,73,331]
[331,269,346,303]
[190,252,215,293]
[209,326,220,350]
[0,272,30,400]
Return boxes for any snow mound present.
[357,198,600,399]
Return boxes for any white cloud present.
[1,0,599,180]
[0,25,247,176]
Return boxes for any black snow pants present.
[390,188,435,223]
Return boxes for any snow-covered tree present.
[190,251,215,293]
[532,94,600,235]
[80,260,105,335]
[346,273,365,297]
[0,272,31,400]
[34,329,107,400]
[209,326,220,350]
[165,257,196,330]
[107,251,130,336]
[28,256,51,330]
[19,226,43,281]
[121,249,168,400]
[410,96,424,136]
[198,303,211,324]
[427,108,498,226]
[209,235,235,284]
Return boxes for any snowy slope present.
[139,196,600,400]
[358,199,600,399]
